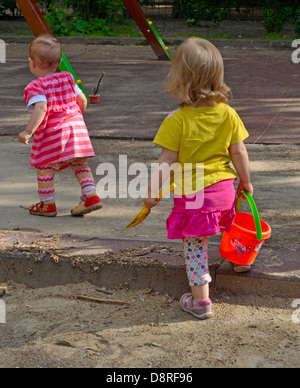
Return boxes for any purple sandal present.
[180,294,213,320]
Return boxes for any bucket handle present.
[236,192,263,242]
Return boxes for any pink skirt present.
[167,179,236,240]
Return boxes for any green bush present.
[262,0,295,33]
[65,0,124,22]
[294,8,300,38]
[174,0,234,25]
[174,0,300,34]
[40,0,300,37]
[44,0,125,36]
[44,3,112,36]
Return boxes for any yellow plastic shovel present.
[126,184,175,229]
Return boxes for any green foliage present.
[174,0,234,25]
[294,8,300,38]
[65,0,124,22]
[34,0,300,38]
[45,3,111,36]
[174,0,300,34]
[44,4,69,36]
[262,0,296,33]
[44,0,125,36]
[37,0,55,10]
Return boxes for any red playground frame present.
[16,0,171,61]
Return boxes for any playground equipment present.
[220,193,272,266]
[121,0,170,61]
[147,19,172,60]
[15,0,171,62]
[15,0,171,103]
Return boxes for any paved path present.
[1,43,300,143]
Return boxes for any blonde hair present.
[167,38,231,107]
[30,34,62,68]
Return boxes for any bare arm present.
[144,147,179,209]
[229,141,253,196]
[76,92,88,114]
[18,102,47,145]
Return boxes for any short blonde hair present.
[30,34,62,68]
[167,38,231,107]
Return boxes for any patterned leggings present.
[184,236,212,287]
[37,159,96,202]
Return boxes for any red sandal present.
[71,192,102,217]
[29,201,57,217]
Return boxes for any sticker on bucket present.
[230,238,251,255]
[229,237,264,258]
[254,242,264,252]
[220,193,271,266]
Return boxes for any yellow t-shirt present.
[153,103,249,195]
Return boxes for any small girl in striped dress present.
[18,34,102,217]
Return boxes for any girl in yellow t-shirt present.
[144,38,253,320]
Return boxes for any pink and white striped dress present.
[24,72,95,167]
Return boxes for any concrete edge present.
[0,34,295,50]
[0,232,299,299]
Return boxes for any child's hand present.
[144,196,160,210]
[18,130,32,145]
[237,181,254,197]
